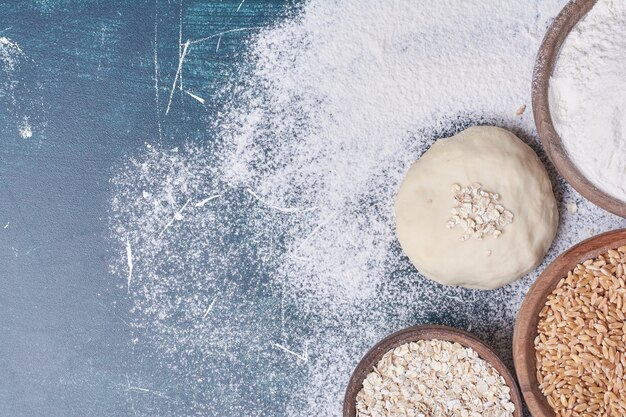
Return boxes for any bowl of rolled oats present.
[513,228,626,417]
[344,325,522,417]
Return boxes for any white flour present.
[550,0,626,202]
[109,1,626,416]
[218,0,563,304]
[0,37,22,71]
[0,36,44,140]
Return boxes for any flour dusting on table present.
[0,37,45,140]
[109,1,626,416]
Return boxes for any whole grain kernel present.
[535,246,626,417]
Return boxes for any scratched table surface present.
[5,1,624,417]
[0,1,295,416]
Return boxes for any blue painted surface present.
[0,1,294,415]
[4,2,622,417]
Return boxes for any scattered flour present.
[0,37,22,69]
[0,37,25,118]
[0,37,44,140]
[19,116,32,139]
[109,1,626,416]
[550,0,626,202]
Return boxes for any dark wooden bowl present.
[343,324,523,417]
[513,228,626,417]
[532,0,626,218]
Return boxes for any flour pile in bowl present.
[549,0,626,203]
[109,0,626,416]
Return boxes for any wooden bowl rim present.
[513,228,626,417]
[532,0,626,218]
[343,324,523,417]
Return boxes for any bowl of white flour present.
[533,0,626,217]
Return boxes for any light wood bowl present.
[532,0,626,218]
[513,228,626,417]
[343,325,523,417]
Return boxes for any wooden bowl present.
[532,0,626,218]
[343,324,523,417]
[513,228,626,417]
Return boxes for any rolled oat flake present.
[356,339,515,417]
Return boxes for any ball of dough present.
[395,126,558,289]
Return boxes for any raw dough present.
[395,126,558,289]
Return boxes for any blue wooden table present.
[0,1,295,415]
[2,1,625,417]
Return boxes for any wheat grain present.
[535,246,626,416]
